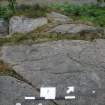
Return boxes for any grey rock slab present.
[0,76,55,105]
[0,18,8,37]
[9,16,48,34]
[49,24,102,35]
[47,12,72,23]
[1,40,105,105]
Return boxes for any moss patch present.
[0,30,104,46]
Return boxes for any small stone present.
[92,90,96,94]
[16,103,21,105]
[38,103,43,105]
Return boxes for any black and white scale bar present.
[24,97,75,100]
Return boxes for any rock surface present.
[47,12,72,23]
[0,76,55,105]
[1,39,105,105]
[9,16,48,34]
[49,24,102,35]
[0,19,8,37]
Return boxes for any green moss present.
[0,30,103,46]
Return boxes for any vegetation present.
[50,3,105,27]
[15,4,50,18]
[0,0,16,20]
[0,3,49,21]
[8,0,16,13]
[0,5,12,20]
[0,2,105,46]
[0,1,105,26]
[0,59,29,82]
[97,0,105,6]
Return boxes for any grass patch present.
[0,5,13,21]
[0,60,13,76]
[49,3,105,27]
[0,3,50,21]
[0,3,105,46]
[15,4,50,18]
[1,2,105,27]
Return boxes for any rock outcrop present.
[1,39,105,105]
[49,23,102,35]
[9,16,48,34]
[0,76,55,105]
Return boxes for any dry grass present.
[0,60,11,75]
[0,60,27,81]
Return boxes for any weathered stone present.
[0,76,55,105]
[1,39,105,105]
[9,16,48,34]
[49,24,102,35]
[47,12,72,23]
[0,19,8,37]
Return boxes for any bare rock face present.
[49,24,102,35]
[0,76,35,105]
[1,39,105,105]
[47,12,72,23]
[0,19,8,37]
[0,76,55,105]
[9,16,48,34]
